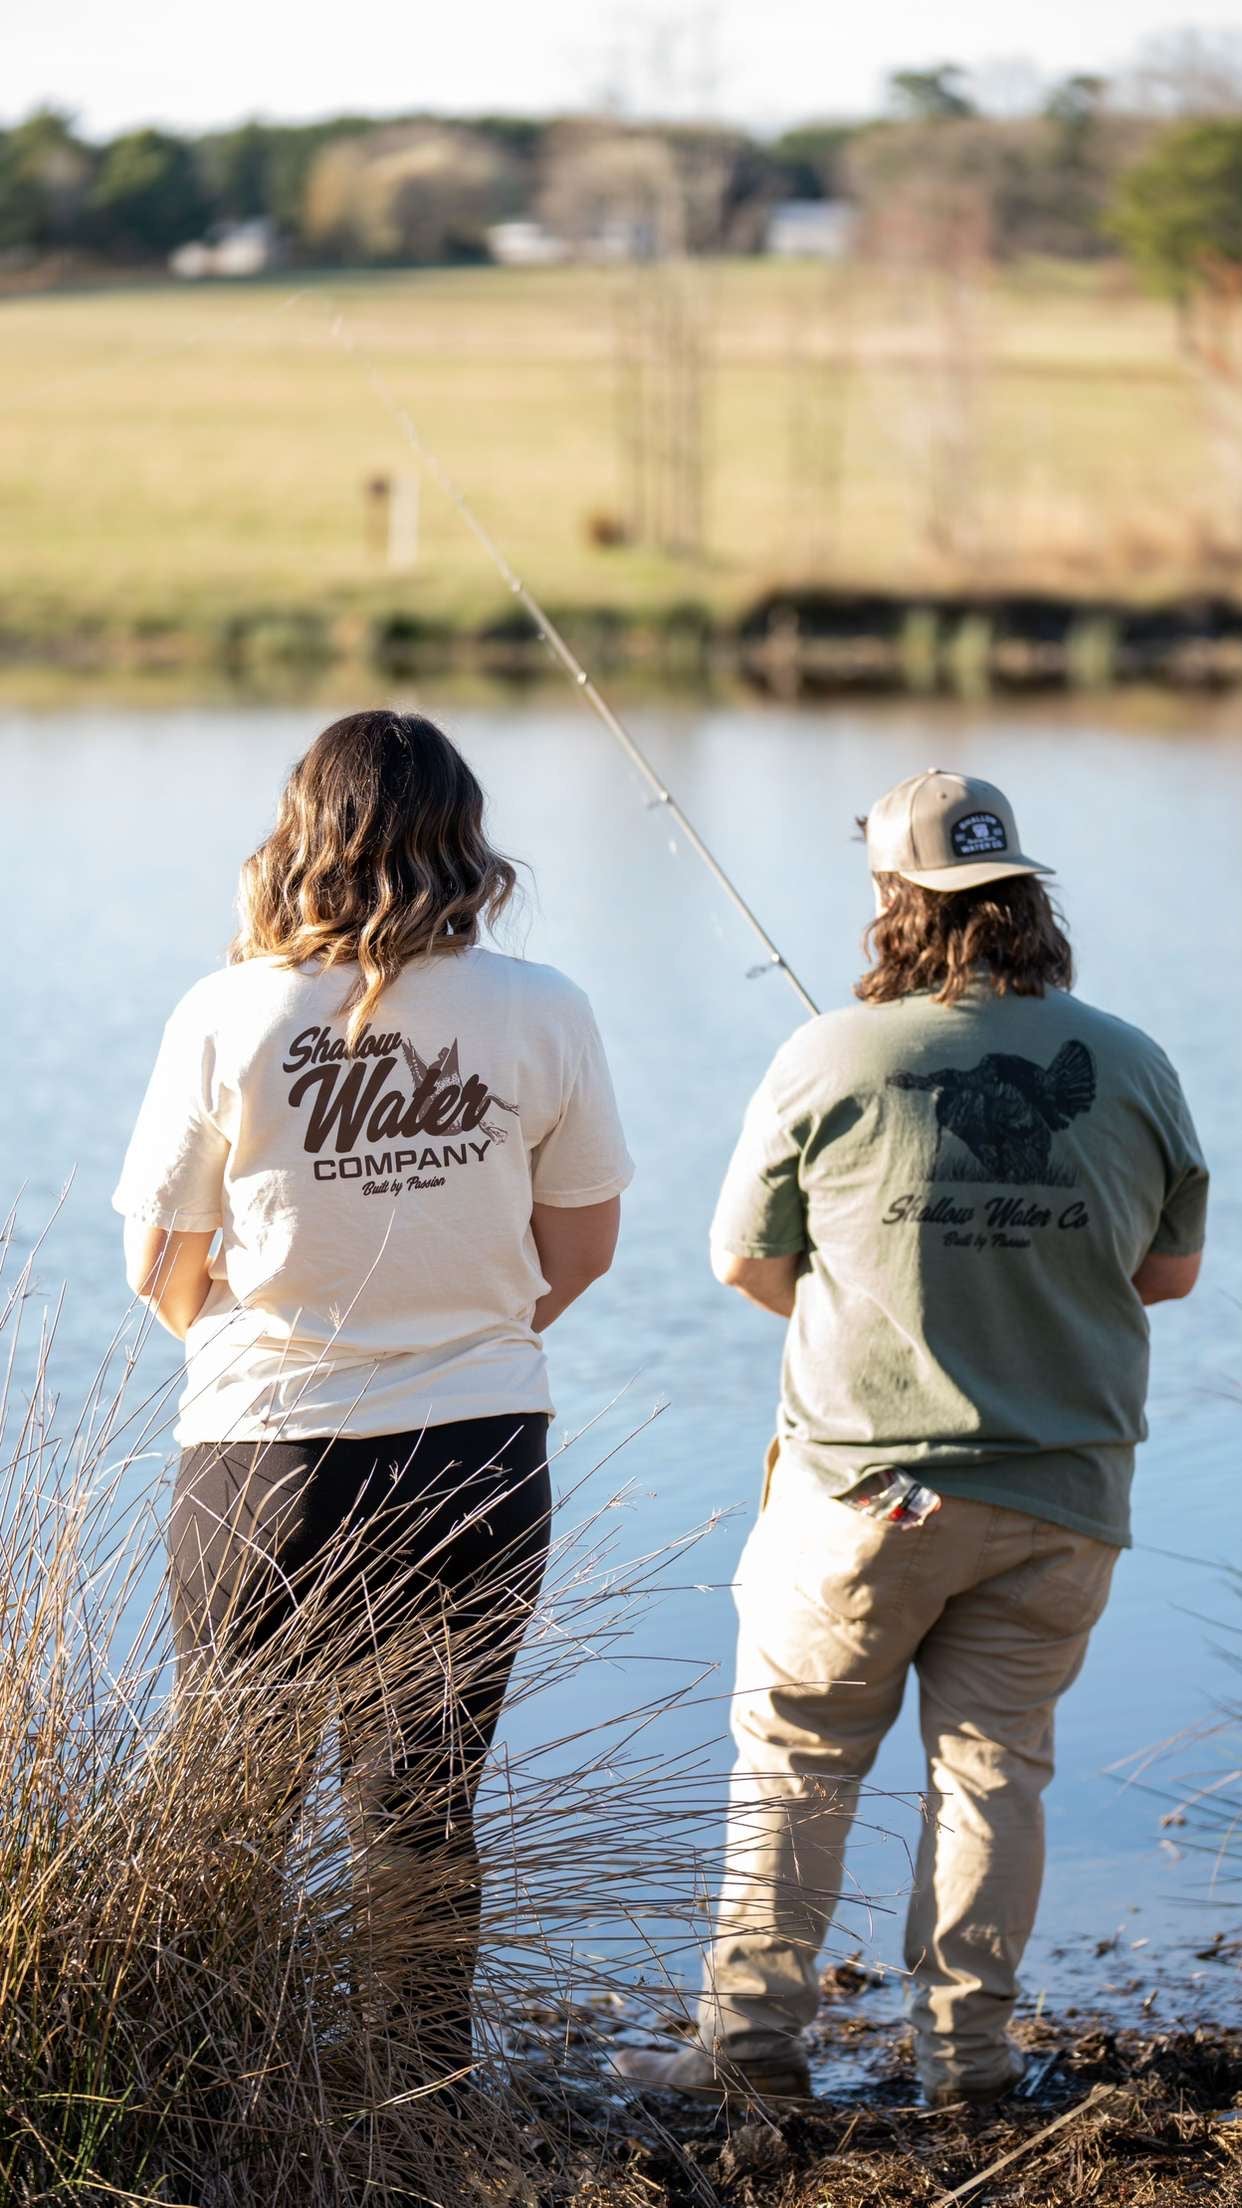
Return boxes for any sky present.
[12,1,1242,137]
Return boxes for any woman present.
[113,709,632,2081]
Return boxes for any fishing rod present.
[309,299,820,1021]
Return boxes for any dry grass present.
[0,1211,739,2206]
[3,257,1240,661]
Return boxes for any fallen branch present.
[933,2084,1121,2207]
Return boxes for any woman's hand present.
[123,1222,216,1340]
[530,1198,620,1332]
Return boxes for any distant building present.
[487,214,664,267]
[765,199,856,261]
[582,215,659,263]
[170,220,282,280]
[485,220,567,267]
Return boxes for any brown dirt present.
[567,2021,1242,2207]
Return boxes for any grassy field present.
[2,258,1233,661]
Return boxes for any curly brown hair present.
[855,871,1074,1006]
[232,710,518,1051]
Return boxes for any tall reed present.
[0,1224,734,2206]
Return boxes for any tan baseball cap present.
[864,768,1053,891]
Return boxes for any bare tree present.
[970,55,1047,118]
[858,165,992,571]
[538,127,685,258]
[784,272,853,576]
[303,125,516,264]
[537,124,710,558]
[578,1,725,122]
[613,258,708,558]
[1120,28,1242,117]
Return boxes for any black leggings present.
[170,1413,552,2079]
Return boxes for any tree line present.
[3,72,1242,309]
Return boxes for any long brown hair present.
[856,871,1074,1006]
[232,710,518,1049]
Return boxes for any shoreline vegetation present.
[12,260,1242,694]
[12,583,1242,695]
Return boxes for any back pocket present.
[804,1498,926,1624]
[999,1525,1117,1637]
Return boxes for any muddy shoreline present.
[588,2022,1242,2208]
[508,1938,1242,2204]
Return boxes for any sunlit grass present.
[0,257,1226,659]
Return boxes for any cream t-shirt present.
[113,948,634,1443]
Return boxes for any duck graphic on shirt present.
[400,1038,518,1145]
[281,1021,518,1161]
[888,1041,1097,1187]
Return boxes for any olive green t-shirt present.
[712,985,1209,1547]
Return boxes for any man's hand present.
[711,1242,800,1318]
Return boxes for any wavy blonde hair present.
[232,711,518,1050]
[856,871,1073,1005]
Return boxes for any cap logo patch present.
[951,811,1007,857]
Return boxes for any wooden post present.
[387,472,420,572]
[364,474,390,558]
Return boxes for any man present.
[617,769,1208,2110]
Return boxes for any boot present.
[610,2038,813,2107]
[924,2047,1028,2112]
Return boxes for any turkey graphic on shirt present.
[888,1041,1097,1187]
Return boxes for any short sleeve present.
[1148,1062,1209,1258]
[711,1058,807,1258]
[531,999,634,1208]
[112,993,230,1233]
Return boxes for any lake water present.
[3,690,1240,2009]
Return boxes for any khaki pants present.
[700,1445,1117,2096]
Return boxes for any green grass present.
[0,258,1231,660]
